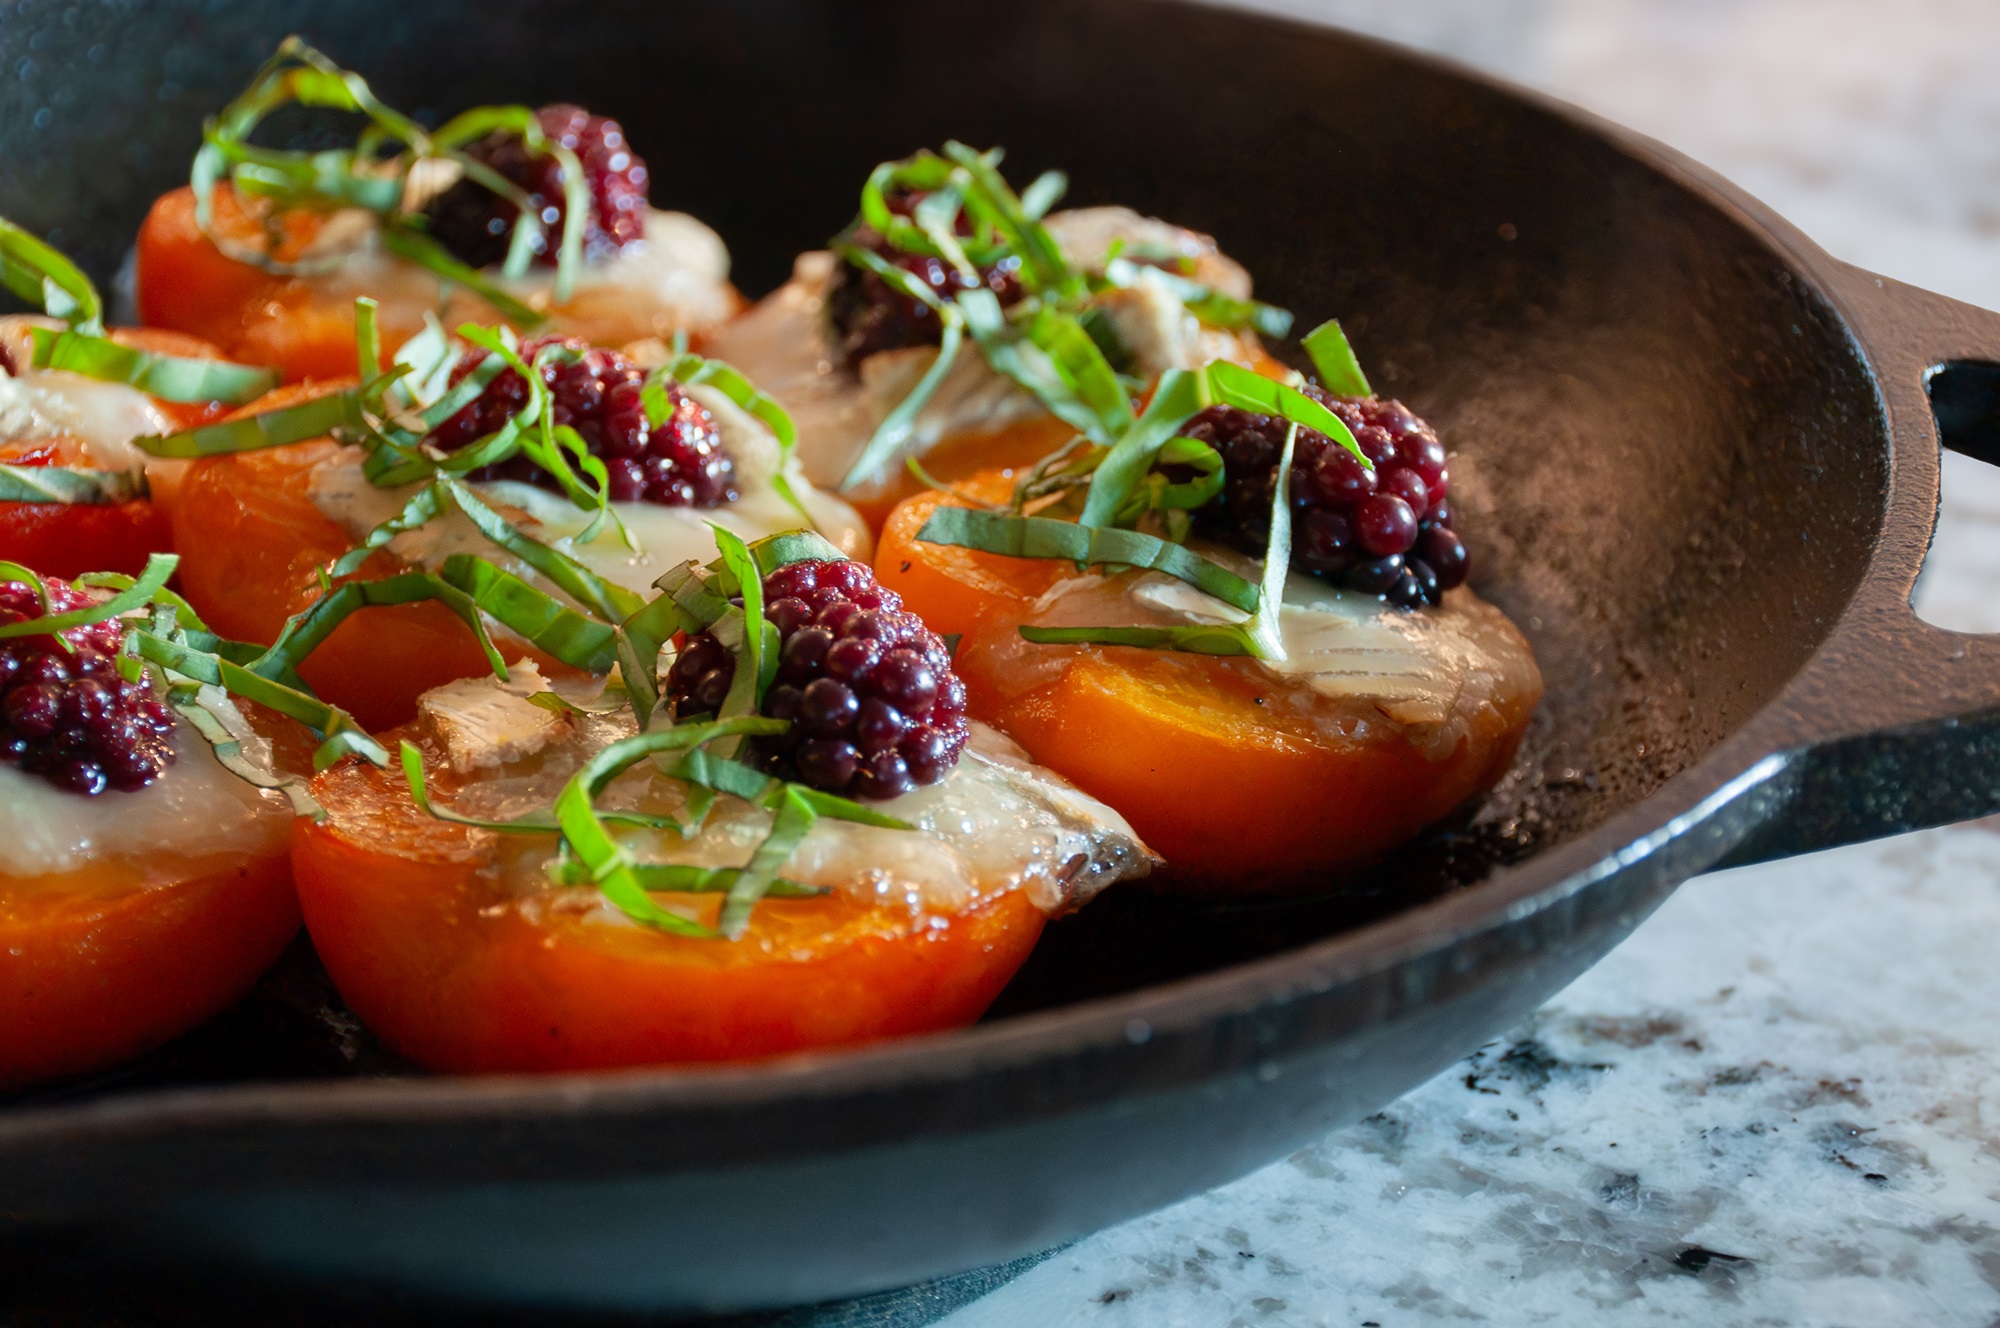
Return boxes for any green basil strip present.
[1186,290,1294,340]
[648,560,734,631]
[401,738,561,832]
[913,506,1258,612]
[135,389,361,458]
[192,41,584,294]
[615,625,663,723]
[670,748,914,830]
[1017,622,1258,655]
[742,528,846,577]
[710,525,778,725]
[389,314,458,412]
[437,553,619,672]
[620,584,705,671]
[0,464,148,505]
[1204,360,1368,465]
[415,349,505,430]
[439,477,644,622]
[553,717,790,936]
[660,350,814,526]
[76,570,209,631]
[174,697,322,817]
[1300,318,1373,398]
[718,784,817,939]
[834,241,968,491]
[1145,435,1226,513]
[1243,422,1299,660]
[959,289,1129,447]
[130,628,387,770]
[381,226,545,329]
[0,552,176,642]
[329,480,445,578]
[1018,169,1068,220]
[1025,305,1134,434]
[251,569,506,686]
[28,327,276,405]
[0,560,49,614]
[1077,369,1208,529]
[0,215,102,333]
[1097,256,1293,339]
[702,610,778,754]
[940,142,1080,299]
[842,315,964,491]
[546,859,825,898]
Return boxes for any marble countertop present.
[933,2,2000,1324]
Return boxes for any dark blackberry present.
[424,104,650,270]
[1186,388,1466,609]
[664,559,969,800]
[430,336,737,508]
[0,577,177,796]
[825,199,1026,366]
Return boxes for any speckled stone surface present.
[932,2,2000,1324]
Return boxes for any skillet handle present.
[1719,266,2000,866]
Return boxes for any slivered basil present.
[551,718,791,938]
[1300,318,1373,397]
[193,37,585,303]
[437,554,620,672]
[1097,255,1293,339]
[913,505,1259,612]
[29,327,276,404]
[0,464,147,506]
[834,240,968,491]
[0,215,102,333]
[135,389,361,458]
[380,227,546,329]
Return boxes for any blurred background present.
[1249,0,2000,311]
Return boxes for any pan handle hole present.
[1930,361,2000,466]
[1915,360,2000,632]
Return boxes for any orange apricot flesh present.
[875,476,1540,888]
[292,746,1046,1072]
[0,853,298,1088]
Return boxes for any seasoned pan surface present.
[4,0,2000,1309]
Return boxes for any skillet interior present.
[0,0,1897,1300]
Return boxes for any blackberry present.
[424,104,649,270]
[430,336,737,508]
[1186,389,1466,609]
[665,559,969,800]
[825,198,1026,366]
[0,577,177,796]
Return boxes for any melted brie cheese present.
[309,383,871,604]
[430,711,1154,920]
[0,316,173,471]
[305,209,736,346]
[705,208,1264,490]
[0,718,294,881]
[989,563,1542,760]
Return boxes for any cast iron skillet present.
[4,0,2000,1311]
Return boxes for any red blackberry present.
[665,559,969,800]
[423,104,649,270]
[0,577,177,796]
[1186,389,1465,609]
[430,337,737,508]
[826,199,1026,367]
